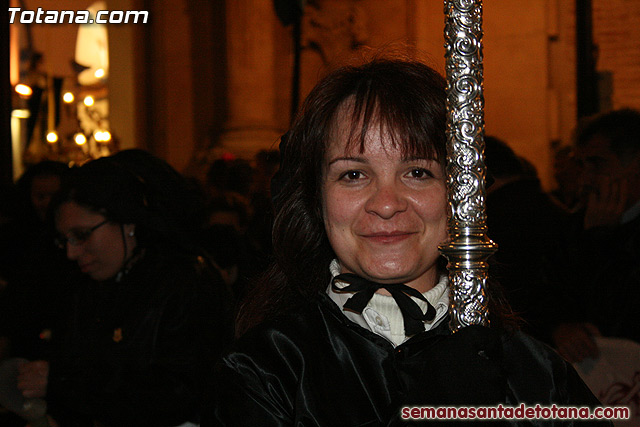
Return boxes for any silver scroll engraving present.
[440,0,496,331]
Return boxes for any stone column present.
[218,0,283,160]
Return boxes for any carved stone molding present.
[302,0,369,67]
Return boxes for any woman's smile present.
[360,230,416,243]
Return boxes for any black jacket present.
[211,293,609,426]
[47,250,232,427]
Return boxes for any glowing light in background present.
[46,131,59,143]
[15,84,33,97]
[83,96,95,107]
[11,109,30,119]
[63,92,75,103]
[94,130,112,142]
[74,133,87,145]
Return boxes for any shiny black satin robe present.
[210,293,609,426]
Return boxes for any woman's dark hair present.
[50,150,206,255]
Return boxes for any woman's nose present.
[364,181,408,219]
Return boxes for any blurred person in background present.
[551,109,640,363]
[0,161,73,362]
[13,151,233,427]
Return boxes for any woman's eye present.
[408,168,433,179]
[341,170,363,181]
[72,230,92,243]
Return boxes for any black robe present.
[46,251,233,426]
[210,293,610,426]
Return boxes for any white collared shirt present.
[326,259,449,347]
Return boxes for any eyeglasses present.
[55,219,109,249]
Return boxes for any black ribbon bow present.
[331,273,437,336]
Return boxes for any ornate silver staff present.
[440,0,497,331]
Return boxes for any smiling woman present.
[322,101,448,293]
[209,57,611,426]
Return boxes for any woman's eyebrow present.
[327,156,367,167]
[402,155,431,162]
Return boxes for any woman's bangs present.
[342,89,439,162]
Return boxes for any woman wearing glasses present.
[16,151,232,427]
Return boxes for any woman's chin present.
[356,262,414,283]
